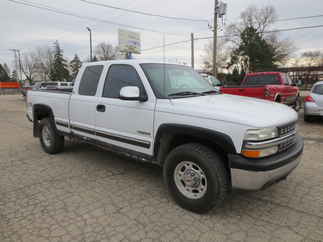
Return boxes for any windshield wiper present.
[201,90,219,95]
[168,91,203,97]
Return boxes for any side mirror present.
[119,86,147,102]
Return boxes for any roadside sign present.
[118,29,141,54]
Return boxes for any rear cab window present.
[243,74,280,86]
[78,65,104,96]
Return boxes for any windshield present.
[140,63,214,98]
[313,84,323,95]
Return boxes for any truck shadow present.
[61,140,284,217]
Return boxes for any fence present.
[0,82,21,95]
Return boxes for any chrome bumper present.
[231,155,301,190]
[229,135,303,190]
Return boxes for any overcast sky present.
[1,0,323,71]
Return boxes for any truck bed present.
[26,89,72,125]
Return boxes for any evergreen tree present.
[11,70,18,82]
[0,64,10,82]
[49,41,70,81]
[231,27,277,72]
[70,54,82,80]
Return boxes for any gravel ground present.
[0,95,323,242]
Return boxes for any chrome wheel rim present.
[42,126,52,147]
[174,161,207,199]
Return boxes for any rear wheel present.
[163,143,229,214]
[40,118,64,154]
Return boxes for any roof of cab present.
[83,59,175,66]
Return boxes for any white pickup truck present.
[27,60,304,213]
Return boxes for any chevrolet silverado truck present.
[26,60,304,213]
[221,72,301,110]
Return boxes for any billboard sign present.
[118,29,141,54]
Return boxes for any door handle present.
[96,104,106,112]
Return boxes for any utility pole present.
[213,0,218,77]
[86,27,93,62]
[191,33,195,69]
[17,50,23,81]
[9,49,23,81]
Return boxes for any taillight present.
[304,95,315,102]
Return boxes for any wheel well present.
[155,132,232,183]
[33,104,54,137]
[275,95,281,102]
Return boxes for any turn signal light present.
[242,150,261,158]
[304,95,315,102]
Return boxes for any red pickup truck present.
[220,72,300,110]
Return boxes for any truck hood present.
[167,94,298,127]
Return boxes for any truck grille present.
[278,123,296,137]
[278,135,296,153]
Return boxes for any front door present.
[95,64,155,156]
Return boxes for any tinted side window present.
[243,75,280,86]
[79,65,103,96]
[103,64,144,98]
[313,84,323,95]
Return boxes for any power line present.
[277,14,323,22]
[7,0,182,34]
[80,0,209,23]
[142,24,323,52]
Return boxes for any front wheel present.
[293,96,302,112]
[39,118,64,154]
[163,143,229,214]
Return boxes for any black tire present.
[163,143,229,214]
[293,96,302,112]
[304,115,312,122]
[39,118,64,154]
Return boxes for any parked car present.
[201,74,222,92]
[32,81,73,91]
[221,72,301,110]
[33,82,58,90]
[304,81,323,122]
[26,60,303,213]
[57,82,74,89]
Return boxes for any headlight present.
[244,127,278,141]
[242,127,279,158]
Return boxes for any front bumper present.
[229,135,304,190]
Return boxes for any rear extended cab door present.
[278,73,299,105]
[69,63,105,139]
[239,74,267,99]
[94,63,156,156]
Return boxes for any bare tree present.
[22,52,37,81]
[35,46,54,81]
[95,42,119,61]
[202,39,230,73]
[226,5,294,69]
[301,51,323,66]
[21,46,54,82]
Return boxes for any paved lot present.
[0,95,323,242]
